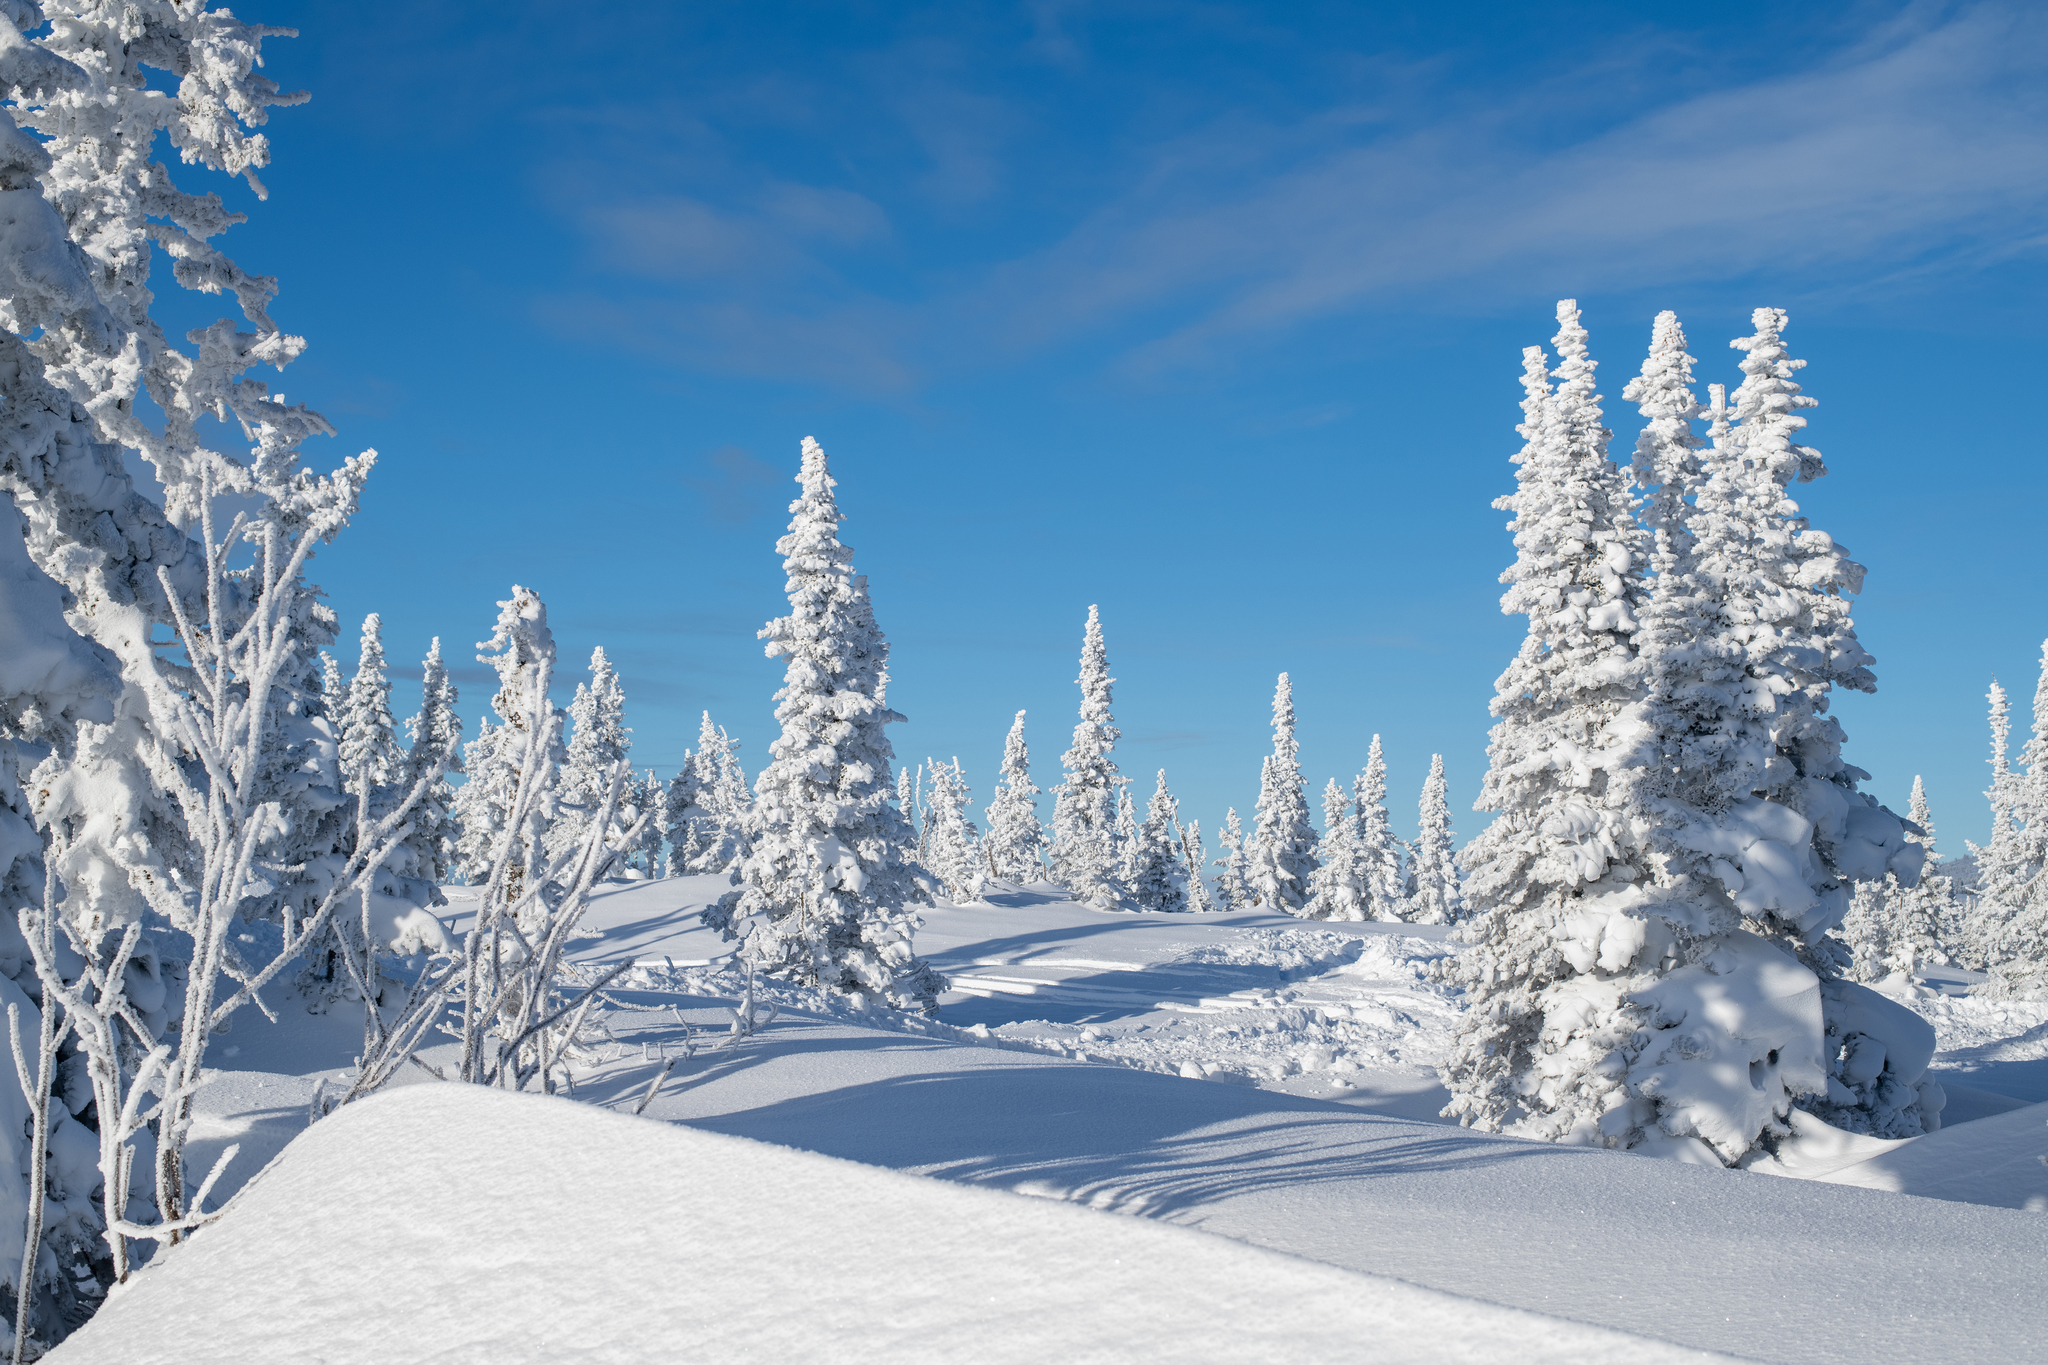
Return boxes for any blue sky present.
[204,0,2045,850]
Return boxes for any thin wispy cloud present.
[535,2,2047,390]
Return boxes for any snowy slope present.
[159,877,2048,1364]
[57,1086,1726,1365]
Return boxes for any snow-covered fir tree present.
[1114,782,1141,899]
[339,615,406,807]
[335,614,444,953]
[451,589,568,908]
[983,710,1047,883]
[1981,643,2048,988]
[402,637,463,890]
[548,647,632,865]
[1213,808,1252,910]
[632,770,667,877]
[1840,776,1950,984]
[1356,737,1407,921]
[1129,770,1188,913]
[707,438,943,1010]
[1246,673,1318,913]
[1182,818,1219,912]
[666,712,752,876]
[1306,777,1365,921]
[1049,605,1125,908]
[1444,304,1933,1163]
[1407,755,1463,925]
[922,757,984,903]
[1956,681,2017,970]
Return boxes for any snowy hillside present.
[61,1085,1727,1365]
[101,877,2048,1365]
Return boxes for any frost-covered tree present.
[1049,606,1124,908]
[922,757,983,903]
[1841,776,1950,985]
[335,614,445,955]
[631,770,666,877]
[1982,644,2048,987]
[1353,737,1406,921]
[1247,674,1318,913]
[1407,756,1463,924]
[1443,304,1932,1165]
[1181,818,1218,912]
[1128,771,1187,913]
[1305,778,1364,921]
[706,439,943,1010]
[984,711,1047,883]
[402,638,463,890]
[451,590,568,910]
[1114,782,1140,898]
[1212,808,1251,911]
[664,713,751,878]
[549,647,632,866]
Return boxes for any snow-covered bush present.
[705,439,943,1011]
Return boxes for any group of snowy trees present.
[882,611,1465,924]
[1442,301,1940,1169]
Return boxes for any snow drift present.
[59,1085,1724,1365]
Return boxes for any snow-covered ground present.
[94,876,2048,1364]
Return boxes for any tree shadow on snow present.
[674,1062,1563,1219]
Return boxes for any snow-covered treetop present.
[1621,309,1704,565]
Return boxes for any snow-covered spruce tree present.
[1445,305,1934,1161]
[1839,775,1951,985]
[1983,643,2048,989]
[1128,771,1187,913]
[335,614,446,958]
[631,770,666,877]
[1212,808,1251,910]
[1407,755,1464,924]
[706,439,943,1010]
[1114,782,1140,899]
[1955,681,2017,970]
[664,754,706,876]
[1049,605,1124,909]
[548,647,632,866]
[1356,736,1406,921]
[983,710,1047,883]
[402,638,463,892]
[689,712,752,874]
[1181,819,1219,912]
[451,590,567,916]
[922,758,984,903]
[1247,673,1318,913]
[1305,777,1365,921]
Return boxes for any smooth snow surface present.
[59,1086,1725,1365]
[153,878,2048,1364]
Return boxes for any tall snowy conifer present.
[402,638,462,890]
[984,711,1047,883]
[1050,606,1124,908]
[1247,673,1318,913]
[1981,644,2048,985]
[708,439,942,1010]
[1182,819,1218,912]
[450,589,568,910]
[1407,756,1464,924]
[1357,737,1406,921]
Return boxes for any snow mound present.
[59,1085,1722,1365]
[1814,1099,2048,1211]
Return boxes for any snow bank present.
[58,1085,1719,1365]
[1814,1099,2048,1211]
